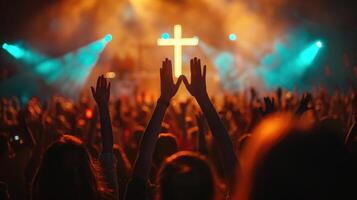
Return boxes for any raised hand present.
[159,58,183,103]
[90,75,113,153]
[91,75,110,107]
[182,57,208,100]
[90,76,118,197]
[260,97,276,116]
[295,92,312,116]
[129,59,182,187]
[182,57,238,184]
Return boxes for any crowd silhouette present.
[1,57,357,199]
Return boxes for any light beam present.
[2,43,26,59]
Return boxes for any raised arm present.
[182,58,238,181]
[131,58,182,180]
[196,113,208,155]
[259,97,276,116]
[91,75,118,198]
[295,92,312,116]
[178,100,190,148]
[91,75,113,153]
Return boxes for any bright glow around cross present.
[157,24,199,77]
[316,40,323,48]
[229,33,237,41]
[161,33,170,39]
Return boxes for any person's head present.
[235,113,357,200]
[32,135,108,200]
[158,151,215,200]
[153,133,178,167]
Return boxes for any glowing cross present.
[157,24,199,77]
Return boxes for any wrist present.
[195,92,209,103]
[98,104,109,110]
[157,97,170,107]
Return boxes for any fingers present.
[100,75,105,88]
[190,57,205,77]
[167,59,174,83]
[91,87,95,98]
[96,75,109,89]
[197,58,202,77]
[192,58,198,77]
[167,58,172,75]
[174,75,184,92]
[161,59,169,84]
[190,59,194,81]
[202,65,206,81]
[103,75,107,88]
[160,67,164,86]
[96,76,101,90]
[107,82,111,92]
[106,82,111,99]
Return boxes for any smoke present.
[9,0,351,97]
[23,0,291,57]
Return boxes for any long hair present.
[235,113,357,200]
[32,135,109,200]
[158,151,216,200]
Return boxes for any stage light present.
[14,135,20,141]
[2,36,111,98]
[105,72,116,78]
[2,43,25,59]
[85,108,93,119]
[295,40,322,69]
[2,42,46,64]
[161,33,170,39]
[33,35,112,97]
[316,40,323,48]
[157,25,199,77]
[228,33,237,41]
[104,34,112,42]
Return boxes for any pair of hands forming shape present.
[91,57,208,106]
[159,57,208,104]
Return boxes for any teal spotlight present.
[104,34,112,42]
[316,40,323,48]
[2,43,25,59]
[161,32,170,39]
[295,41,322,69]
[228,33,237,41]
